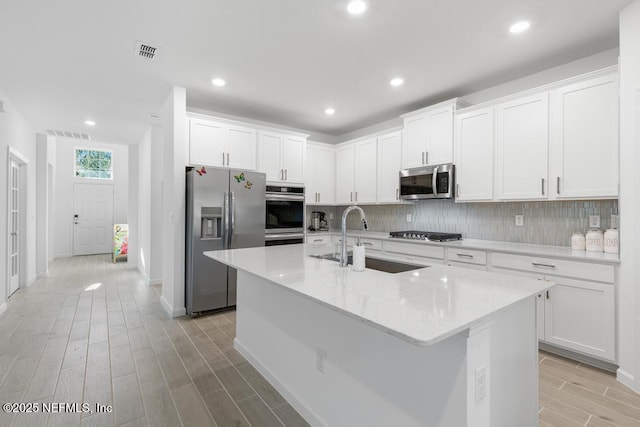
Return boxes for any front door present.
[8,160,19,296]
[73,184,114,255]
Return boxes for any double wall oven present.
[265,185,305,246]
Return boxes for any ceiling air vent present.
[46,129,91,140]
[135,41,158,60]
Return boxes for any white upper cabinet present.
[335,145,356,204]
[227,125,259,170]
[189,118,257,169]
[550,72,619,199]
[401,100,458,169]
[454,107,494,201]
[258,131,306,183]
[377,131,403,202]
[495,93,550,200]
[306,142,335,205]
[354,138,378,203]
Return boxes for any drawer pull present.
[456,253,474,258]
[532,262,556,269]
[313,239,323,242]
[363,242,373,246]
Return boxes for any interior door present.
[8,160,19,296]
[73,184,114,255]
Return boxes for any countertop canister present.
[586,229,604,252]
[604,229,619,254]
[571,232,586,250]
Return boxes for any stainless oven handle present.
[432,165,438,197]
[264,233,305,241]
[266,193,305,201]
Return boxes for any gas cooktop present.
[389,230,462,242]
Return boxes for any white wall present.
[0,89,37,311]
[127,144,139,270]
[618,0,640,393]
[161,87,187,317]
[137,128,151,281]
[149,126,163,284]
[53,139,129,257]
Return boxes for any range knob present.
[412,234,418,239]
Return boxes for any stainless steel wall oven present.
[265,185,305,245]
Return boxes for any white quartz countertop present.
[205,244,552,347]
[309,230,620,265]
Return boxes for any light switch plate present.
[589,215,601,228]
[515,215,524,226]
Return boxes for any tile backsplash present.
[308,199,618,247]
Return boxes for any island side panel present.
[234,270,468,427]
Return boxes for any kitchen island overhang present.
[205,244,552,427]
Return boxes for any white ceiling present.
[0,0,632,144]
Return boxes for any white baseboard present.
[617,368,637,392]
[160,295,186,318]
[37,271,49,278]
[234,339,320,426]
[148,278,162,285]
[0,303,7,316]
[137,267,149,284]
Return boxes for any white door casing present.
[8,160,19,296]
[73,184,114,255]
[6,146,28,298]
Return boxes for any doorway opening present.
[6,147,28,298]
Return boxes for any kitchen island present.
[205,244,552,427]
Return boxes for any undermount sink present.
[310,253,426,274]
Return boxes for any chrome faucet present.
[340,205,368,267]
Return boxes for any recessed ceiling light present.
[84,120,96,126]
[212,78,226,87]
[509,20,531,34]
[347,1,367,15]
[390,77,404,87]
[325,108,335,115]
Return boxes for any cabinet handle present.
[280,169,283,180]
[313,239,323,242]
[456,253,474,258]
[350,192,353,202]
[532,262,556,269]
[425,151,429,164]
[227,153,230,166]
[546,290,550,300]
[396,188,399,200]
[318,192,320,203]
[456,184,460,196]
[422,152,425,165]
[285,169,288,181]
[355,192,358,202]
[363,242,373,246]
[541,178,545,196]
[222,152,226,166]
[557,177,560,195]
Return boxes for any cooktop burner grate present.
[389,230,462,242]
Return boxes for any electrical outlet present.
[589,215,601,228]
[475,365,487,402]
[406,214,412,223]
[515,215,524,226]
[316,348,326,374]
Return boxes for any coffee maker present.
[309,211,329,231]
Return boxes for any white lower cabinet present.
[490,253,615,362]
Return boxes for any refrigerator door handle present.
[223,192,230,249]
[229,191,236,248]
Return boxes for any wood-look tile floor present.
[0,255,638,426]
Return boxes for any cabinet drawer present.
[491,252,614,283]
[447,260,487,271]
[307,235,331,245]
[383,241,445,260]
[359,238,383,252]
[446,248,487,266]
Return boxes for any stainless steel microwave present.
[399,163,455,200]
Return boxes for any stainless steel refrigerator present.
[185,166,266,316]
